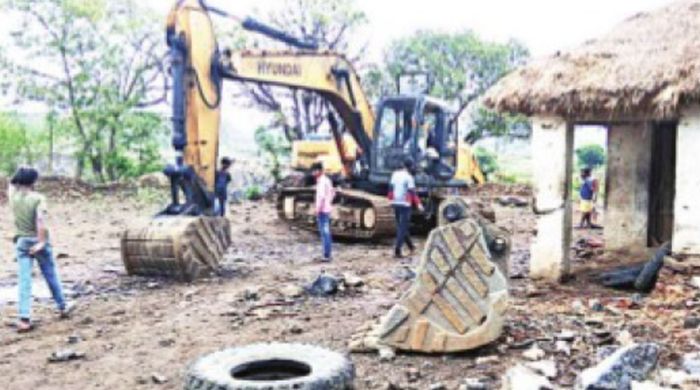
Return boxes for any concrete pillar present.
[529,116,573,282]
[673,105,700,256]
[605,123,652,252]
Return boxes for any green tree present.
[474,147,499,180]
[576,144,606,168]
[370,30,530,142]
[255,127,291,184]
[241,0,368,141]
[1,0,168,182]
[0,113,31,175]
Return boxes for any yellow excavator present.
[121,0,509,354]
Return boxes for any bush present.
[255,127,290,184]
[474,147,499,179]
[576,144,606,168]
[245,185,263,201]
[0,114,31,175]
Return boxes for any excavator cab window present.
[375,99,416,172]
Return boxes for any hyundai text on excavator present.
[121,0,511,355]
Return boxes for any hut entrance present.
[573,125,608,232]
[648,121,677,246]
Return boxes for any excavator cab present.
[371,96,460,185]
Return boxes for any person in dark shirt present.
[215,157,232,217]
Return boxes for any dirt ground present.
[0,185,698,389]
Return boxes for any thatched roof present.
[484,0,700,120]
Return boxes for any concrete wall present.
[529,116,573,282]
[605,123,652,252]
[673,106,700,255]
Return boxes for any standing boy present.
[312,162,334,262]
[215,157,232,217]
[9,167,72,332]
[389,157,424,258]
[579,167,600,229]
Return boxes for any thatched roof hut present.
[484,0,700,120]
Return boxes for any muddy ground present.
[0,184,698,389]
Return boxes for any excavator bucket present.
[350,212,510,353]
[121,216,231,282]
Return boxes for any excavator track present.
[121,216,231,282]
[350,209,510,353]
[277,187,396,239]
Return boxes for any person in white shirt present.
[388,157,424,258]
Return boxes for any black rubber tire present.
[184,343,355,390]
[634,242,671,292]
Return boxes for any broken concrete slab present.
[577,343,660,390]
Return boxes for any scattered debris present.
[525,359,558,379]
[523,344,546,361]
[577,343,659,390]
[683,352,700,375]
[496,195,529,208]
[151,373,168,384]
[378,347,396,362]
[305,273,339,297]
[48,349,86,363]
[501,364,553,390]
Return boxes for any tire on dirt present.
[121,216,231,282]
[185,343,355,390]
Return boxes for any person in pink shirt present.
[312,162,334,261]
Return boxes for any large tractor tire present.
[185,343,355,390]
[121,216,231,282]
[350,211,510,354]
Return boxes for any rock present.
[572,299,586,314]
[616,330,635,346]
[305,274,339,296]
[577,343,660,390]
[683,352,700,375]
[496,196,529,207]
[405,367,421,382]
[429,383,446,390]
[556,340,572,356]
[460,377,488,390]
[67,334,81,344]
[48,349,86,363]
[475,355,499,365]
[342,273,365,288]
[501,365,553,390]
[151,373,168,384]
[243,287,260,301]
[683,316,700,329]
[630,381,671,390]
[378,347,396,362]
[589,299,605,312]
[659,369,700,388]
[523,344,546,361]
[526,359,558,379]
[280,284,305,299]
[556,330,577,342]
[691,276,700,290]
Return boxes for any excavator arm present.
[163,0,374,216]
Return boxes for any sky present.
[152,0,674,57]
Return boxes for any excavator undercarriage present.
[277,188,397,239]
